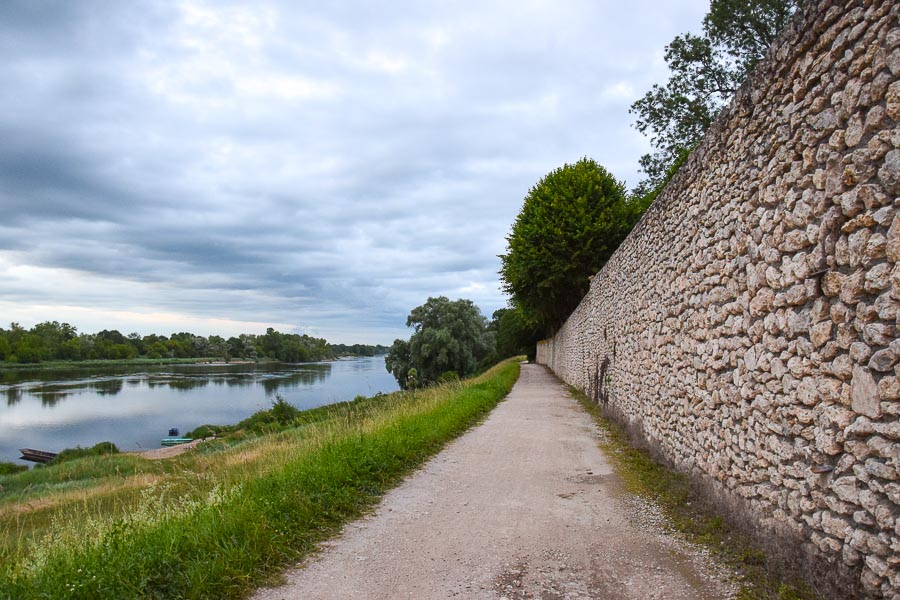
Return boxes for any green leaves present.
[629,0,800,192]
[385,297,493,389]
[499,158,633,335]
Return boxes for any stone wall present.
[536,1,899,596]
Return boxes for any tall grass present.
[0,359,520,599]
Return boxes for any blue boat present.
[160,437,193,447]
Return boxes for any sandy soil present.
[252,364,736,600]
[129,437,211,460]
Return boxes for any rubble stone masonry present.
[536,1,900,596]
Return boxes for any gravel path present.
[253,364,736,600]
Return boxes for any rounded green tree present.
[499,158,633,335]
[385,297,493,389]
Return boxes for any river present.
[0,355,399,465]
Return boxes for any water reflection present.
[0,357,397,465]
[38,391,69,407]
[95,379,124,396]
[0,362,334,403]
[6,387,22,406]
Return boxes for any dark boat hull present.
[19,448,57,463]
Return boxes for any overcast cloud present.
[0,0,707,344]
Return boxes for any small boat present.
[160,437,194,447]
[19,448,58,463]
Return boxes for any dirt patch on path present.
[253,364,736,599]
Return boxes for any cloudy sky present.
[0,0,707,344]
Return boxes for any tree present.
[629,0,801,194]
[14,334,46,363]
[704,0,800,72]
[385,339,412,389]
[126,332,145,355]
[499,158,633,335]
[385,297,493,389]
[147,341,169,359]
[207,335,227,358]
[490,307,540,361]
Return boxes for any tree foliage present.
[385,297,494,389]
[629,0,801,194]
[0,321,386,365]
[384,338,412,389]
[489,307,540,362]
[499,158,634,335]
[330,343,389,357]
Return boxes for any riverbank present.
[0,358,520,598]
[128,437,213,460]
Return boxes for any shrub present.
[50,441,120,465]
[269,394,300,425]
[438,371,460,384]
[0,462,27,475]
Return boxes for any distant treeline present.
[330,343,390,357]
[0,322,387,365]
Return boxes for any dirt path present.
[253,364,736,600]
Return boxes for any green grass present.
[569,387,817,600]
[0,463,27,476]
[0,359,520,599]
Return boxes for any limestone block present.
[861,566,884,595]
[833,476,861,503]
[878,376,900,401]
[880,149,900,196]
[866,263,894,293]
[873,292,898,321]
[809,321,832,348]
[888,213,900,263]
[874,420,900,441]
[852,367,882,418]
[822,510,852,539]
[851,341,874,364]
[822,271,844,297]
[868,554,891,578]
[866,233,888,262]
[840,269,866,304]
[815,427,843,455]
[866,459,898,481]
[831,354,854,380]
[856,510,878,526]
[864,322,895,347]
[887,80,900,120]
[870,348,899,372]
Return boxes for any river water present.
[0,355,398,465]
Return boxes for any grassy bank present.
[0,359,520,599]
[569,387,816,600]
